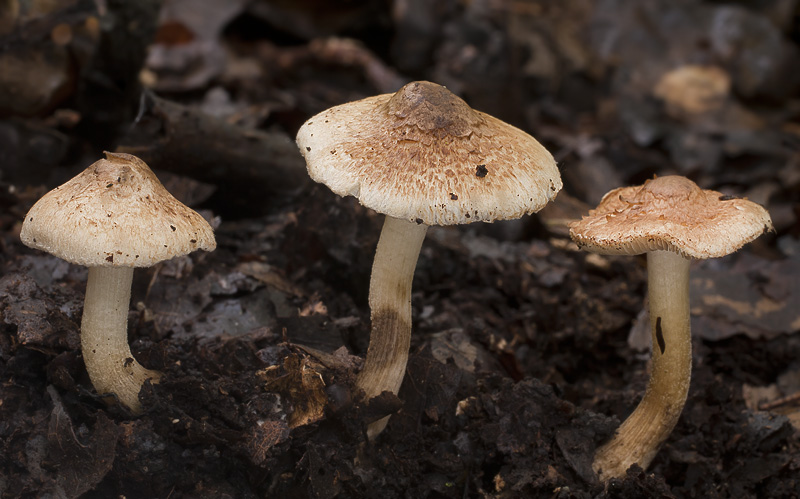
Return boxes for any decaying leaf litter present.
[1,0,799,497]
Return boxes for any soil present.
[1,1,799,498]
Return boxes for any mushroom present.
[569,175,772,480]
[296,81,561,437]
[20,152,216,413]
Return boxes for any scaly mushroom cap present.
[569,175,773,259]
[296,81,561,225]
[21,152,216,267]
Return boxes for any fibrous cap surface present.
[296,81,561,225]
[21,152,216,267]
[569,175,772,259]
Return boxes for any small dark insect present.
[655,317,666,354]
[476,165,488,178]
[124,357,134,368]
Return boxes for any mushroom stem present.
[357,216,428,438]
[81,266,161,413]
[593,250,692,479]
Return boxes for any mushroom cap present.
[569,175,773,259]
[20,152,216,267]
[296,81,561,226]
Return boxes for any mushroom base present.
[593,250,692,479]
[81,266,161,413]
[357,217,428,439]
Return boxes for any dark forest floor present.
[1,1,799,497]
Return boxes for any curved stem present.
[593,250,692,479]
[81,266,161,413]
[357,216,428,438]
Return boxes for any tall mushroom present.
[296,81,561,437]
[569,175,772,480]
[20,152,216,413]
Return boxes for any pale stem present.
[356,216,428,438]
[81,266,161,413]
[593,250,692,480]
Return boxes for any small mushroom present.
[297,81,561,437]
[20,152,216,413]
[569,175,772,480]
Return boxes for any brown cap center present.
[637,175,698,202]
[384,81,479,137]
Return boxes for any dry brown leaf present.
[259,354,327,428]
[654,65,731,117]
